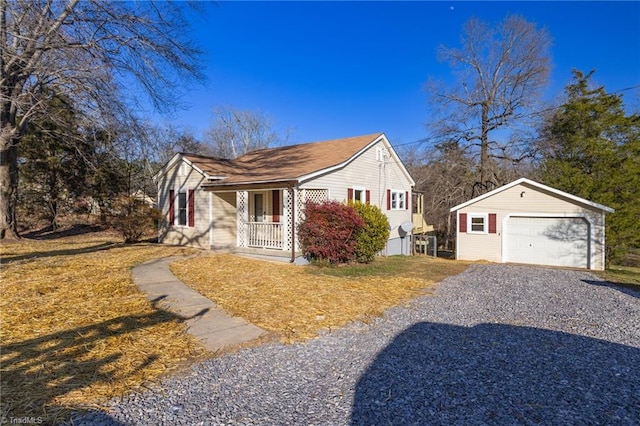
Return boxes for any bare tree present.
[0,0,203,238]
[205,106,289,159]
[424,15,552,194]
[405,143,474,249]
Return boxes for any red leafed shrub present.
[298,200,364,264]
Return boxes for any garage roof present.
[449,178,615,213]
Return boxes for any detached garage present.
[450,178,614,270]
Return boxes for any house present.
[154,133,416,261]
[449,178,614,270]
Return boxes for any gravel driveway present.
[72,264,640,425]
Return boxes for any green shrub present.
[351,201,390,263]
[297,200,364,264]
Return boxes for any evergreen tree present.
[539,70,640,264]
[19,95,81,230]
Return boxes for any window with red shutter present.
[188,190,195,227]
[488,213,497,234]
[386,189,391,210]
[169,190,175,225]
[348,188,353,201]
[365,190,370,204]
[459,213,467,232]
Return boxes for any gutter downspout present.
[289,183,296,263]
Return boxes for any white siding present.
[301,139,413,255]
[211,192,236,249]
[157,158,210,249]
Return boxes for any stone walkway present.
[132,256,265,352]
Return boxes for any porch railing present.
[247,222,283,249]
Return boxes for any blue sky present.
[157,1,640,148]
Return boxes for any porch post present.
[237,190,248,248]
[282,188,292,251]
[294,188,305,252]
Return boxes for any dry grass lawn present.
[172,254,469,342]
[1,234,469,424]
[0,235,206,424]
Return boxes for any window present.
[468,213,487,234]
[390,190,405,210]
[254,193,264,222]
[170,189,194,227]
[177,192,187,226]
[348,187,369,204]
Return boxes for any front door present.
[254,193,264,222]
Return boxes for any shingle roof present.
[184,133,384,186]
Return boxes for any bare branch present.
[425,15,551,190]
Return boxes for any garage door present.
[504,217,589,268]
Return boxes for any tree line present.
[17,101,287,233]
[409,69,639,265]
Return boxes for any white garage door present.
[504,217,590,268]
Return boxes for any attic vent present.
[376,147,385,162]
[178,162,188,176]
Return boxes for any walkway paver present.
[132,256,265,352]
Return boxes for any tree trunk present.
[0,130,20,239]
[480,103,489,189]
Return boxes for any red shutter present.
[405,191,409,210]
[488,213,497,234]
[347,188,353,202]
[188,189,195,227]
[365,190,370,205]
[272,190,280,223]
[169,190,175,225]
[459,213,467,233]
[386,189,391,210]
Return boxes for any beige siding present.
[157,158,210,249]
[301,140,413,241]
[211,192,236,249]
[456,182,607,270]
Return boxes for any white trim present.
[455,211,460,260]
[501,213,596,270]
[175,190,189,227]
[209,192,213,248]
[601,211,607,268]
[467,213,488,234]
[450,178,614,213]
[153,153,208,182]
[389,189,406,210]
[351,186,366,203]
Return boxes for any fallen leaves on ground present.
[172,254,468,342]
[0,236,206,424]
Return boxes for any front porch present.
[246,221,284,250]
[208,188,328,255]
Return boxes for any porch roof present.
[182,133,383,188]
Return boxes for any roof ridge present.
[235,132,383,158]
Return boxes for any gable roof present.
[449,177,615,213]
[156,133,414,187]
